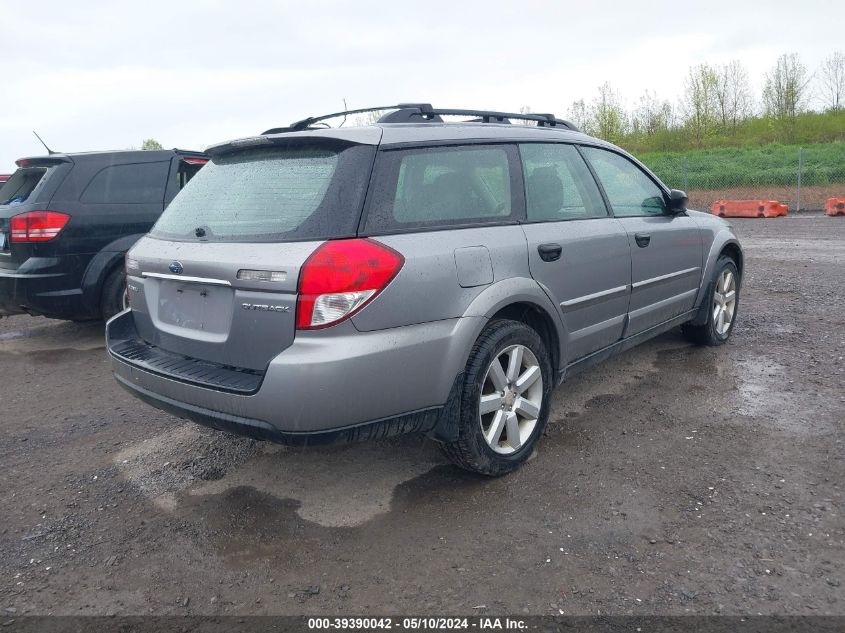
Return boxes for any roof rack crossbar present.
[262,103,579,135]
[265,104,437,135]
[415,107,578,130]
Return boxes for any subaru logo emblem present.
[169,261,184,274]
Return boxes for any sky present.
[1,0,843,170]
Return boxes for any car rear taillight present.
[10,211,70,243]
[296,238,404,330]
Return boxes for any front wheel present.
[441,319,553,476]
[683,256,740,346]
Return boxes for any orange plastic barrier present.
[824,198,845,216]
[711,200,788,218]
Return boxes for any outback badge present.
[242,303,289,313]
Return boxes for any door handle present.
[634,233,651,248]
[538,243,562,262]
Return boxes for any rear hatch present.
[127,133,379,371]
[0,157,72,268]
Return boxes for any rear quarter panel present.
[351,225,531,331]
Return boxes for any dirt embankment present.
[688,184,845,211]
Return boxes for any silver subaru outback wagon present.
[107,104,742,476]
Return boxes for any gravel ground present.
[0,214,842,617]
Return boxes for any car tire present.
[441,319,553,476]
[101,268,128,321]
[682,256,740,346]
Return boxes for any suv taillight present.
[10,211,70,243]
[296,238,404,330]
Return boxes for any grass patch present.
[636,143,845,190]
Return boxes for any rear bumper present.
[107,310,483,437]
[0,257,93,319]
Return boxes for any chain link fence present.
[640,145,845,213]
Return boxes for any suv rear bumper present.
[0,257,94,319]
[107,310,483,438]
[0,269,81,317]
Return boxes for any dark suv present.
[0,149,207,320]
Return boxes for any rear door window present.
[81,162,169,204]
[0,167,50,206]
[520,144,608,221]
[150,144,375,243]
[364,145,519,232]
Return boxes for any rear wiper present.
[194,224,214,240]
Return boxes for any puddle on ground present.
[727,355,819,434]
[189,439,443,527]
[115,422,444,526]
[733,356,787,417]
[551,332,691,419]
[0,319,104,354]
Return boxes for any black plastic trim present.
[113,372,443,446]
[107,313,263,394]
[560,309,697,382]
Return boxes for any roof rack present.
[262,103,580,134]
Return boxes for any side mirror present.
[668,189,688,213]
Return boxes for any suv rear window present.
[364,145,519,233]
[150,144,375,242]
[0,167,50,206]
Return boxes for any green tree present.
[567,99,591,134]
[632,90,673,136]
[682,64,719,146]
[141,139,164,150]
[763,53,811,122]
[714,60,752,133]
[589,83,627,143]
[819,50,845,113]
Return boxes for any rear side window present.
[81,162,169,204]
[365,145,518,232]
[150,144,375,243]
[581,147,667,217]
[0,167,49,206]
[520,144,608,221]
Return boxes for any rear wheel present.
[683,256,739,346]
[101,268,128,321]
[441,319,553,476]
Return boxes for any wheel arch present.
[80,234,144,308]
[462,278,565,376]
[719,241,743,276]
[691,232,743,325]
[488,302,561,377]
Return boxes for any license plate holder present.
[157,280,232,334]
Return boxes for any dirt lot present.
[0,214,842,617]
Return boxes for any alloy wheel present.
[478,344,543,455]
[713,269,737,336]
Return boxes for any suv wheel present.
[442,319,553,476]
[101,268,128,321]
[682,256,740,346]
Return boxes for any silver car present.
[107,104,743,476]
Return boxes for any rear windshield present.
[0,167,50,206]
[149,144,375,242]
